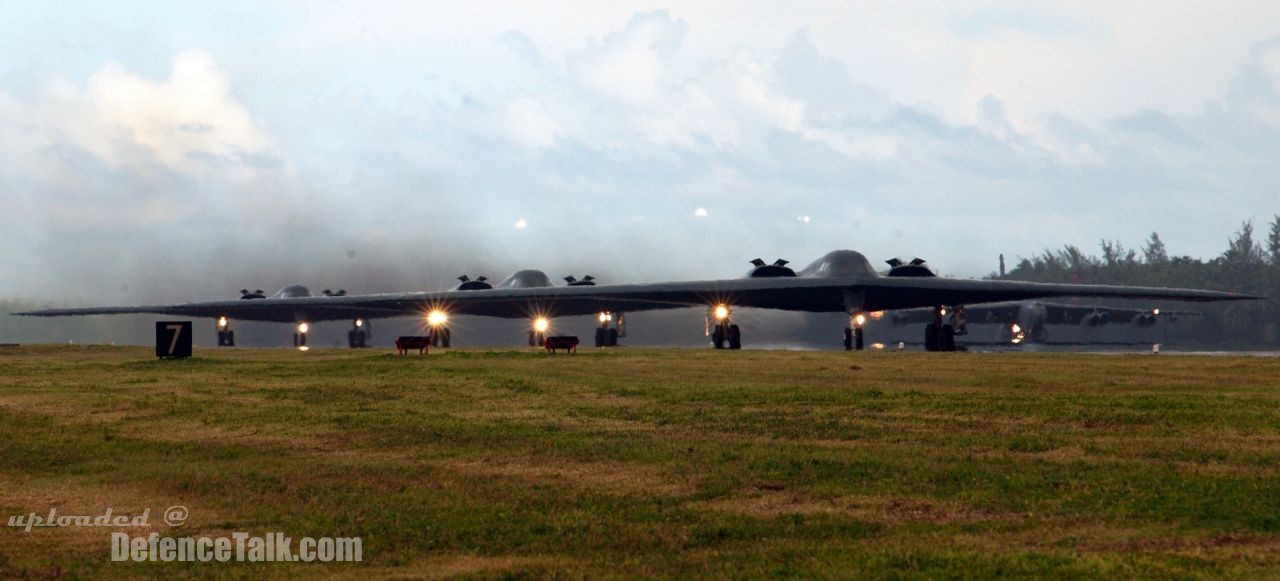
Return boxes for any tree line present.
[997,216,1280,345]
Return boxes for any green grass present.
[2,345,1280,578]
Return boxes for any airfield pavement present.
[2,344,1280,578]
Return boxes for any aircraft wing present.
[891,301,1201,326]
[963,303,1024,324]
[854,278,1250,311]
[1039,303,1200,324]
[890,302,1025,325]
[16,276,1255,323]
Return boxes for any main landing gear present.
[431,327,452,348]
[216,316,235,347]
[294,322,310,350]
[924,305,966,352]
[528,317,550,347]
[426,310,451,348]
[594,312,625,347]
[348,319,369,348]
[707,305,742,350]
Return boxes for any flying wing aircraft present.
[16,250,1259,351]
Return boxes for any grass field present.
[2,345,1280,578]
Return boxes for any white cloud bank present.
[1,5,1279,301]
[2,51,269,177]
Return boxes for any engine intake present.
[455,275,493,291]
[885,258,936,277]
[748,258,797,278]
[564,275,597,286]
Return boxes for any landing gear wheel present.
[440,328,451,349]
[728,324,742,350]
[595,327,607,348]
[528,330,537,347]
[712,325,726,349]
[854,327,864,351]
[607,328,619,347]
[226,330,234,347]
[940,324,956,352]
[843,328,853,351]
[924,323,938,352]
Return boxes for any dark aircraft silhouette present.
[16,250,1260,351]
[883,301,1199,347]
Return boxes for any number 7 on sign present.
[154,321,192,359]
[166,324,183,355]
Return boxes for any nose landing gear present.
[216,317,235,347]
[845,312,867,351]
[594,312,625,347]
[843,326,865,351]
[707,305,741,350]
[293,322,310,350]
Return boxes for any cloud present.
[4,51,269,176]
[1226,37,1280,128]
[567,11,687,104]
[4,52,300,240]
[497,97,561,150]
[0,53,378,302]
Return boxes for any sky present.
[2,1,1279,304]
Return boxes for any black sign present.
[155,321,192,359]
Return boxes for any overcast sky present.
[2,1,1279,303]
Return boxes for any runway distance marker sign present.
[155,321,192,359]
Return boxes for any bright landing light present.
[1010,323,1025,345]
[427,310,448,326]
[713,305,730,320]
[534,317,550,332]
[297,322,309,334]
[217,316,228,329]
[853,313,867,326]
[355,319,364,327]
